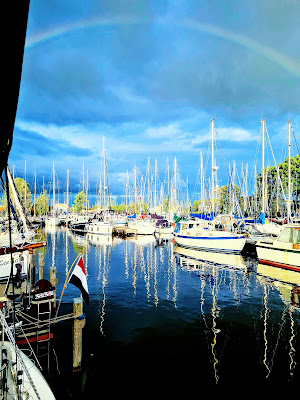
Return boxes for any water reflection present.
[40,227,300,386]
[257,263,300,380]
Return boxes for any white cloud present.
[145,123,181,138]
[15,119,101,152]
[216,127,258,142]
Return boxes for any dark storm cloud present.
[11,128,93,158]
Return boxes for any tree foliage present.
[1,177,32,215]
[216,184,242,214]
[35,189,49,216]
[255,155,300,216]
[72,191,86,213]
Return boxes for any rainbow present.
[25,15,300,79]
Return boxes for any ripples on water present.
[32,226,299,395]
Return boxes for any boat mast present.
[200,150,204,212]
[34,170,36,218]
[173,157,177,214]
[66,169,69,211]
[126,169,129,214]
[147,157,151,212]
[103,136,106,209]
[53,162,55,217]
[167,156,170,204]
[245,163,248,214]
[24,160,27,215]
[86,169,89,214]
[211,119,215,214]
[154,159,157,211]
[231,161,236,214]
[186,175,189,214]
[287,119,292,223]
[261,120,265,216]
[134,164,137,214]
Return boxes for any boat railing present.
[0,308,41,400]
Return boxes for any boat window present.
[278,227,293,243]
[294,229,300,244]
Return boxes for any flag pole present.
[55,252,82,318]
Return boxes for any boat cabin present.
[174,219,210,233]
[277,225,300,249]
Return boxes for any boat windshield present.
[278,227,293,243]
[294,228,300,244]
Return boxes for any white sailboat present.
[0,250,30,282]
[86,216,113,235]
[0,309,55,400]
[174,119,246,253]
[45,163,60,226]
[254,120,283,236]
[256,120,300,271]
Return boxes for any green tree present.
[162,195,170,212]
[1,177,32,215]
[35,189,49,216]
[255,155,300,216]
[72,191,86,213]
[216,184,242,214]
[192,200,200,212]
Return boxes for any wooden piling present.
[50,267,58,307]
[31,249,36,285]
[38,253,44,280]
[28,250,33,290]
[72,297,85,371]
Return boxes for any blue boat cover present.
[190,212,214,221]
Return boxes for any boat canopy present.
[190,212,214,221]
[128,213,136,219]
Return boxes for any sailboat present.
[86,137,113,235]
[254,120,284,236]
[256,120,300,270]
[0,169,55,399]
[0,166,46,253]
[125,165,156,235]
[0,312,55,399]
[174,119,246,253]
[45,163,60,226]
[0,250,30,282]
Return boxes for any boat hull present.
[127,223,155,235]
[155,226,174,235]
[3,341,55,399]
[87,222,113,235]
[0,251,30,282]
[256,244,300,272]
[45,217,60,226]
[174,233,246,253]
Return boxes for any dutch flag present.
[69,256,89,305]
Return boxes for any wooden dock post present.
[50,266,58,307]
[38,253,44,280]
[73,297,85,371]
[31,249,36,285]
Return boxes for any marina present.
[32,227,300,393]
[2,1,300,397]
[1,116,300,395]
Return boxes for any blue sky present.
[9,0,300,202]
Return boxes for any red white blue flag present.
[69,256,89,305]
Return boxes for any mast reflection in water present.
[36,227,300,396]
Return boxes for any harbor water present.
[31,226,299,395]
